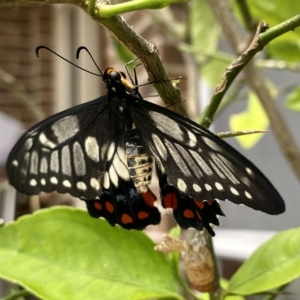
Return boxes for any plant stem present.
[96,0,189,18]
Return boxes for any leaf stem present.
[96,0,189,18]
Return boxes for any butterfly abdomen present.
[125,122,153,193]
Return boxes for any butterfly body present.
[6,67,285,235]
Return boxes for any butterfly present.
[6,47,285,236]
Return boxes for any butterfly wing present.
[128,98,285,215]
[6,95,161,229]
[6,96,113,199]
[84,142,160,229]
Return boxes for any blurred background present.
[0,1,300,298]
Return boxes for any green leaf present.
[188,0,220,57]
[227,228,300,295]
[246,1,300,61]
[267,39,300,62]
[220,279,245,300]
[0,207,180,300]
[200,58,229,87]
[285,86,300,112]
[113,41,135,66]
[229,91,269,149]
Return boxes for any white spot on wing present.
[30,179,37,186]
[205,183,212,191]
[230,187,239,195]
[245,191,252,199]
[177,178,187,192]
[189,150,212,176]
[241,176,251,187]
[114,147,130,180]
[77,181,87,191]
[117,147,127,164]
[24,138,33,150]
[50,151,59,172]
[152,134,167,160]
[209,154,226,178]
[103,172,110,189]
[50,177,58,184]
[202,136,222,151]
[215,182,223,191]
[41,178,46,185]
[39,133,56,148]
[164,139,191,176]
[216,154,239,184]
[12,160,18,167]
[40,157,48,173]
[63,180,71,188]
[90,178,100,190]
[73,142,86,176]
[187,130,197,147]
[193,183,201,192]
[30,151,38,175]
[107,142,115,161]
[85,136,99,162]
[51,115,80,143]
[100,142,109,161]
[246,167,254,177]
[148,111,184,141]
[61,146,72,176]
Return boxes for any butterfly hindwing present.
[156,163,224,236]
[85,140,160,229]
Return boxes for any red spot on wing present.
[94,202,102,210]
[207,200,213,206]
[138,211,149,220]
[183,209,194,218]
[121,214,133,224]
[163,192,178,209]
[105,201,114,213]
[194,200,205,209]
[141,190,156,206]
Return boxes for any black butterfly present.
[6,47,285,236]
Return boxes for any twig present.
[217,129,268,139]
[198,22,269,128]
[235,0,258,32]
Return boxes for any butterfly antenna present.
[76,46,104,76]
[35,46,102,77]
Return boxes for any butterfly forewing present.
[128,98,285,215]
[7,96,113,199]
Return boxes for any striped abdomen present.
[125,124,153,193]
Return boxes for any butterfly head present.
[104,68,135,95]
